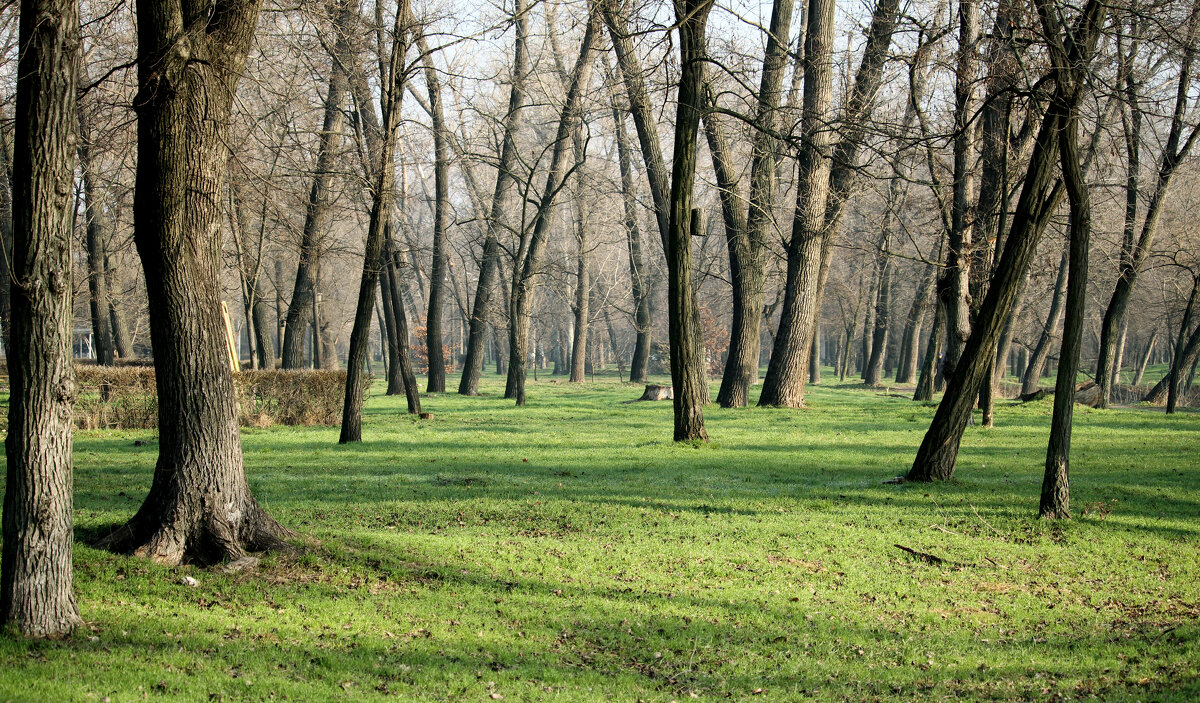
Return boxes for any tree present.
[340,0,412,442]
[665,0,714,441]
[96,0,292,564]
[2,0,85,637]
[77,58,116,366]
[908,0,1106,482]
[415,29,450,393]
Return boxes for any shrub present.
[71,366,363,430]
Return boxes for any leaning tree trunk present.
[665,0,713,442]
[416,30,450,393]
[340,0,411,442]
[1042,88,1091,520]
[385,240,422,414]
[97,0,292,564]
[459,0,530,396]
[281,0,357,369]
[1144,324,1200,404]
[1166,277,1199,414]
[908,0,1104,482]
[913,303,944,401]
[2,0,83,637]
[77,59,115,366]
[897,263,935,384]
[1022,251,1069,394]
[1131,328,1157,386]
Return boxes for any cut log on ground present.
[637,384,673,401]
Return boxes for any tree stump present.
[637,384,673,401]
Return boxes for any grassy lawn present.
[2,371,1198,701]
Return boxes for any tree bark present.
[1166,277,1199,414]
[1131,328,1157,386]
[1095,11,1200,407]
[609,78,651,383]
[505,10,600,405]
[666,0,714,442]
[897,263,935,385]
[385,240,421,414]
[340,0,411,442]
[76,59,115,366]
[1041,75,1092,519]
[459,0,531,396]
[908,0,1104,482]
[2,0,84,637]
[281,0,357,369]
[415,30,450,392]
[98,0,292,564]
[1022,251,1069,394]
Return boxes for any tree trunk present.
[340,1,411,442]
[1042,82,1091,519]
[2,0,83,637]
[897,263,935,384]
[105,255,133,358]
[666,0,713,442]
[379,268,405,395]
[416,31,450,393]
[505,10,600,405]
[281,0,356,370]
[1022,251,1069,394]
[908,0,1104,482]
[98,0,292,564]
[1166,277,1199,414]
[385,241,422,414]
[1131,328,1157,386]
[76,59,115,366]
[914,304,944,401]
[610,83,651,383]
[759,0,900,407]
[809,326,821,384]
[713,0,795,408]
[459,0,530,396]
[1096,17,1199,407]
[1144,325,1200,404]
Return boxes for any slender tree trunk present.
[809,326,821,384]
[105,256,132,358]
[1144,325,1200,404]
[2,0,83,637]
[379,267,405,395]
[385,241,421,414]
[1042,86,1091,519]
[416,31,449,392]
[1166,277,1199,414]
[98,0,291,564]
[1023,251,1069,394]
[908,0,1104,482]
[610,84,651,383]
[914,304,944,401]
[505,11,600,405]
[897,263,935,384]
[282,0,357,369]
[459,0,530,396]
[1096,14,1200,407]
[1131,328,1157,386]
[340,1,411,442]
[76,60,115,366]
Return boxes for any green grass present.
[2,371,1199,701]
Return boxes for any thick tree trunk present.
[416,31,450,392]
[340,1,411,442]
[1042,92,1091,519]
[1023,251,1069,394]
[0,117,12,361]
[282,0,356,370]
[459,0,530,396]
[759,0,900,407]
[2,0,83,637]
[713,0,795,408]
[666,0,713,442]
[98,0,291,564]
[908,0,1104,482]
[76,60,115,366]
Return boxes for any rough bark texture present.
[2,0,84,637]
[666,0,713,442]
[98,0,292,565]
[1042,86,1091,520]
[459,0,530,396]
[505,11,599,405]
[281,0,357,369]
[77,59,115,366]
[714,0,795,408]
[1166,277,1199,414]
[907,0,1104,482]
[416,31,450,393]
[1022,251,1069,395]
[340,0,411,442]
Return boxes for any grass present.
[2,369,1198,701]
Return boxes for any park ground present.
[1,369,1198,701]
